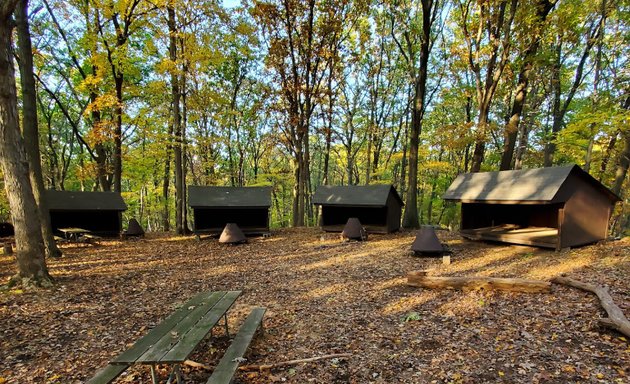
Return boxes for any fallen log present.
[406,270,551,293]
[238,353,352,372]
[552,276,630,338]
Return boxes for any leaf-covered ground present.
[0,228,628,383]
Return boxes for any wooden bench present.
[88,290,241,384]
[81,233,102,244]
[206,307,266,384]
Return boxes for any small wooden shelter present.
[45,190,127,237]
[443,165,620,249]
[313,184,404,233]
[188,186,271,236]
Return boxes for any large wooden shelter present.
[313,185,403,233]
[443,165,620,249]
[188,186,272,235]
[45,190,127,237]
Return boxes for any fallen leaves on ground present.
[0,229,628,383]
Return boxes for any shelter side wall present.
[385,195,402,232]
[560,181,613,247]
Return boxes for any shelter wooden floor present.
[460,224,558,249]
[194,227,270,236]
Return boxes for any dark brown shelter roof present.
[443,164,620,203]
[313,185,403,207]
[341,218,368,241]
[219,223,247,244]
[188,186,272,208]
[45,190,127,211]
[411,227,445,255]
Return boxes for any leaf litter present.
[0,228,628,383]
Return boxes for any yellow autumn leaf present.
[498,371,505,377]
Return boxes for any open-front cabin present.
[45,190,127,237]
[188,186,271,236]
[443,165,620,250]
[313,184,403,233]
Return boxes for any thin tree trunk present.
[402,0,433,229]
[0,3,52,286]
[500,0,554,170]
[611,94,630,196]
[15,0,61,258]
[168,6,185,235]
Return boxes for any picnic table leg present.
[150,365,159,384]
[223,313,230,338]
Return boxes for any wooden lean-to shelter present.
[188,186,272,236]
[45,190,127,237]
[313,185,404,233]
[443,165,620,250]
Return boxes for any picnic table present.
[58,227,101,243]
[89,290,265,384]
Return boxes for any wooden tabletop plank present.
[159,290,241,363]
[112,291,225,364]
[206,307,266,384]
[134,291,230,363]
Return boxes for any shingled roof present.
[188,186,272,208]
[443,164,620,203]
[313,185,403,207]
[46,190,127,211]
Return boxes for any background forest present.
[3,0,629,234]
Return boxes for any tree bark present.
[168,6,186,235]
[407,271,551,293]
[0,3,52,286]
[401,0,435,229]
[15,0,62,258]
[552,276,630,338]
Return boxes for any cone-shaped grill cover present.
[411,227,444,255]
[219,223,247,244]
[341,217,367,241]
[126,218,145,236]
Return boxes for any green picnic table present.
[89,290,265,384]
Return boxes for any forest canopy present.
[3,0,629,234]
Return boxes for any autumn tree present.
[455,0,518,172]
[0,0,52,286]
[390,0,443,228]
[253,0,361,226]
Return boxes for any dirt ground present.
[0,228,628,384]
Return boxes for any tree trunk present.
[0,5,52,286]
[611,95,630,196]
[15,0,61,258]
[112,75,123,192]
[500,0,554,170]
[168,6,185,235]
[407,271,551,293]
[402,0,432,229]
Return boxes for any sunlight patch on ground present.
[525,254,596,280]
[442,246,527,276]
[299,250,373,271]
[373,277,406,290]
[381,291,440,315]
